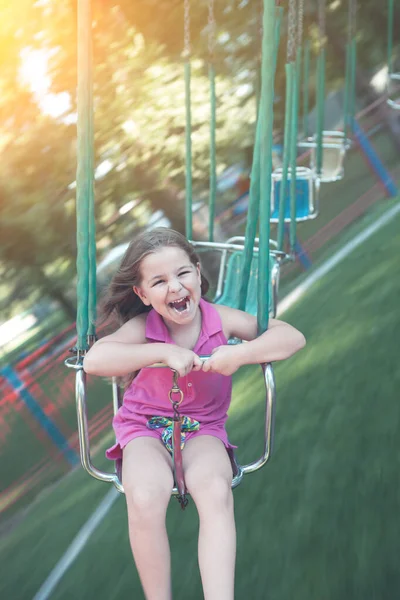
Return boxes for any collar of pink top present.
[145,298,222,351]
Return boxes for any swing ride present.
[298,0,355,182]
[66,0,359,504]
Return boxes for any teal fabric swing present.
[67,0,282,497]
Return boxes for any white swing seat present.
[387,73,400,110]
[299,131,350,182]
[270,166,319,222]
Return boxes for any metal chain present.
[258,0,263,54]
[208,0,216,60]
[183,0,191,58]
[297,0,305,49]
[168,370,184,409]
[287,0,297,63]
[348,0,357,41]
[318,0,326,47]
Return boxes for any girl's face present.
[133,246,202,326]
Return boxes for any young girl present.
[83,227,305,600]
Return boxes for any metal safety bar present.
[298,130,351,151]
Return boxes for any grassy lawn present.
[279,194,399,298]
[1,201,399,599]
[0,373,114,520]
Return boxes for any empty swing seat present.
[299,131,350,183]
[270,166,318,222]
[387,73,400,110]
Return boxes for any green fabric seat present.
[215,251,275,316]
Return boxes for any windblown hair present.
[100,228,210,329]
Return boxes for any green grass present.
[1,200,400,599]
[279,194,399,298]
[0,374,114,520]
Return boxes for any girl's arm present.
[83,315,163,377]
[203,305,306,375]
[83,315,202,377]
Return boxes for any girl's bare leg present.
[122,437,174,600]
[183,436,236,600]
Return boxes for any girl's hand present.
[201,345,243,376]
[164,346,203,378]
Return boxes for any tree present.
[0,0,396,319]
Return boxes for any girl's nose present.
[169,277,183,292]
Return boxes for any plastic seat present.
[299,131,350,183]
[270,166,318,222]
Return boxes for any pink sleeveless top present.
[106,298,235,460]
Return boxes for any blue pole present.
[1,366,78,466]
[352,119,398,198]
[285,224,312,269]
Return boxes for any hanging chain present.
[168,370,184,421]
[318,0,326,48]
[297,0,305,50]
[208,0,216,61]
[183,0,191,58]
[348,0,357,42]
[287,0,297,63]
[259,0,263,42]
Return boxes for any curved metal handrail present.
[241,363,276,473]
[66,356,276,494]
[298,130,351,151]
[76,366,124,493]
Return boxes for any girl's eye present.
[152,280,164,287]
[179,270,190,276]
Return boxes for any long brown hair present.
[100,228,210,328]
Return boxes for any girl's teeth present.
[169,297,190,313]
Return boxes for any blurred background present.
[0,1,399,599]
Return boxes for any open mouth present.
[168,296,190,313]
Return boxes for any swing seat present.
[387,72,400,110]
[66,357,277,496]
[190,237,285,319]
[270,166,318,222]
[66,235,280,496]
[299,131,350,182]
[214,251,278,317]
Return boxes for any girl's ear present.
[196,262,201,282]
[133,286,151,306]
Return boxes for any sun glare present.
[19,47,72,119]
[20,48,49,94]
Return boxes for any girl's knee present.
[125,481,172,522]
[187,473,233,512]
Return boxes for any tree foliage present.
[0,0,396,319]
